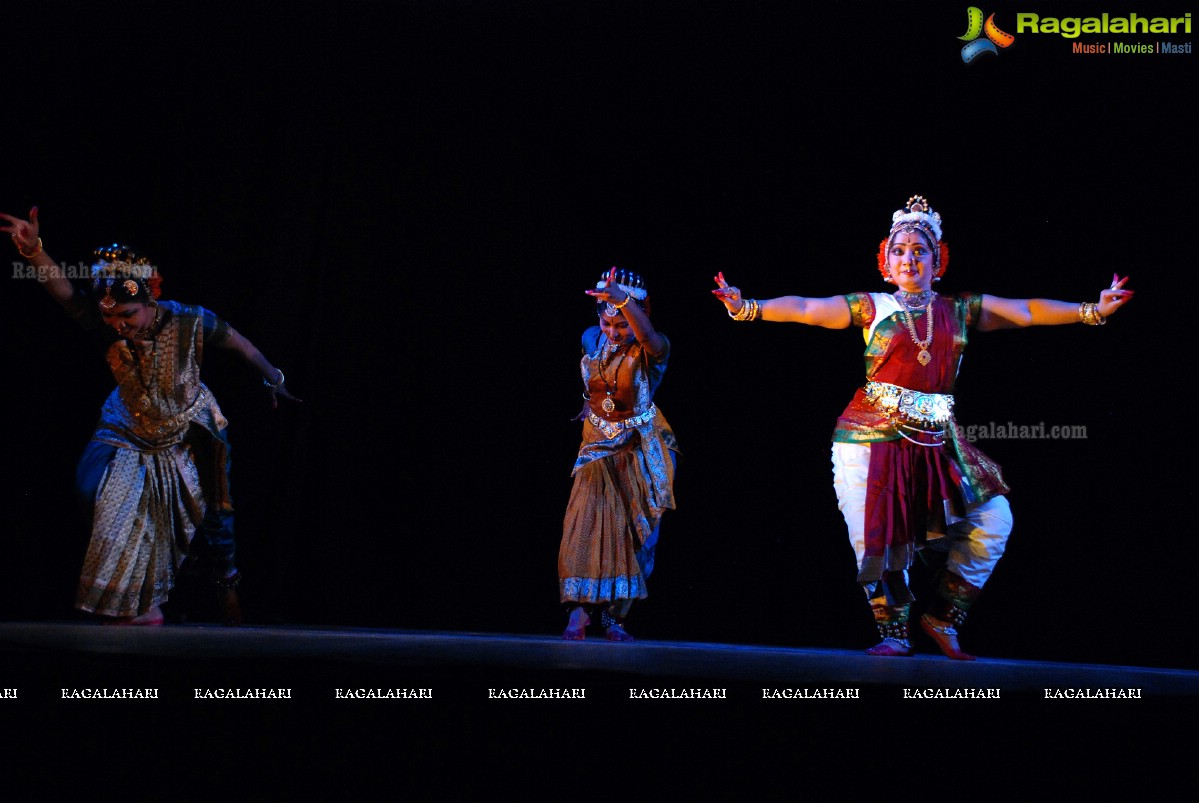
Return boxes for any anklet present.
[921,614,958,636]
[877,621,909,641]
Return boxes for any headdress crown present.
[890,195,943,243]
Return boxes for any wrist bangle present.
[263,369,285,389]
[14,236,42,260]
[1078,301,1106,326]
[612,293,632,310]
[730,298,760,321]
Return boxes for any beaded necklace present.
[895,291,935,367]
[128,306,164,410]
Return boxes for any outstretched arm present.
[587,267,666,356]
[1,206,75,307]
[978,274,1133,331]
[712,271,851,329]
[215,327,302,408]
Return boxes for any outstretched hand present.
[585,267,632,306]
[711,271,745,314]
[1097,273,1134,317]
[268,382,302,410]
[263,370,302,409]
[0,206,40,253]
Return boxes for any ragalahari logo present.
[959,7,1016,62]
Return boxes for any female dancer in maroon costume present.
[713,195,1132,658]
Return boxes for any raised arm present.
[2,207,75,307]
[214,327,302,408]
[977,274,1133,331]
[587,267,666,356]
[712,271,851,329]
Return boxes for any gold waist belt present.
[588,404,657,439]
[864,381,954,428]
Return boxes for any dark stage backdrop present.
[2,0,1192,669]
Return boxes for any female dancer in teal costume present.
[559,267,678,641]
[3,206,300,625]
[713,195,1132,659]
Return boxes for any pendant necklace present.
[595,344,629,414]
[132,343,159,410]
[131,307,163,410]
[897,292,935,367]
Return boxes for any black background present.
[2,0,1193,667]
[3,0,1195,791]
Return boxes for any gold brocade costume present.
[558,328,677,614]
[75,303,231,617]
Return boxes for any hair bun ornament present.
[596,266,650,316]
[92,243,155,277]
[595,266,648,301]
[93,243,148,266]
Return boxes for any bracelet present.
[14,236,42,260]
[729,298,760,321]
[612,293,632,310]
[1078,301,1106,326]
[263,369,285,389]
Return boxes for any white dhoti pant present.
[831,441,1013,600]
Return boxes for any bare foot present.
[104,605,165,626]
[920,614,976,661]
[865,637,913,657]
[561,606,589,640]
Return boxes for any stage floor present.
[3,621,1196,698]
[4,621,1196,793]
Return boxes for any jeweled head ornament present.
[91,243,161,310]
[892,195,942,243]
[596,267,649,316]
[876,195,951,281]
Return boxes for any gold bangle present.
[1079,301,1106,326]
[15,236,42,260]
[612,293,632,310]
